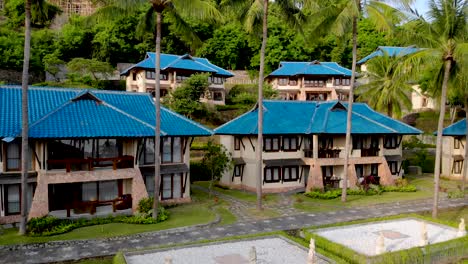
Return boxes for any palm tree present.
[356,53,414,118]
[225,0,306,210]
[95,0,221,220]
[307,0,405,202]
[19,0,32,235]
[401,0,466,217]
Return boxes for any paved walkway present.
[0,198,466,263]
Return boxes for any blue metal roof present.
[214,100,422,135]
[121,53,234,77]
[441,119,466,136]
[268,61,352,77]
[357,46,421,65]
[0,86,212,139]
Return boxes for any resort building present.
[357,46,435,111]
[441,119,466,180]
[215,100,421,193]
[121,53,234,105]
[266,61,352,101]
[0,86,211,224]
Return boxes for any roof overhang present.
[263,158,307,166]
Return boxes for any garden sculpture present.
[249,246,257,264]
[307,238,317,264]
[458,218,466,237]
[376,232,385,255]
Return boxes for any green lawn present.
[0,189,218,246]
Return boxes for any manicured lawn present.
[53,257,113,264]
[0,189,217,246]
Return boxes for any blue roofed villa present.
[121,53,234,105]
[441,119,467,180]
[0,86,211,224]
[266,61,353,101]
[215,100,422,193]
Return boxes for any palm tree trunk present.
[342,14,358,202]
[462,96,468,197]
[19,0,32,235]
[432,59,452,218]
[152,10,162,220]
[256,0,268,211]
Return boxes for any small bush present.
[304,184,417,199]
[381,185,417,192]
[137,197,154,214]
[394,178,409,187]
[190,161,211,182]
[447,190,466,199]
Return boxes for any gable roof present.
[268,61,352,77]
[214,100,422,135]
[357,46,421,65]
[0,86,212,139]
[121,53,234,77]
[441,119,466,136]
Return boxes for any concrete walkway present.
[0,198,466,264]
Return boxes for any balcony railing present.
[47,155,134,173]
[318,148,341,158]
[361,148,380,157]
[303,149,313,158]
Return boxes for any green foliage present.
[4,0,62,28]
[67,58,114,80]
[406,148,435,173]
[167,73,210,118]
[190,161,212,182]
[137,197,154,214]
[113,252,126,264]
[136,197,169,222]
[447,189,467,199]
[305,184,417,199]
[43,53,64,80]
[27,209,169,236]
[402,136,435,149]
[202,141,232,193]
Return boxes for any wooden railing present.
[361,148,380,157]
[318,148,341,158]
[47,155,134,173]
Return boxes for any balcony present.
[318,148,341,158]
[361,148,380,157]
[47,155,134,173]
[303,149,313,158]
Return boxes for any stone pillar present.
[312,135,319,159]
[28,173,49,219]
[378,158,395,186]
[306,161,324,191]
[132,168,149,212]
[347,163,358,188]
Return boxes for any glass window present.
[162,174,172,199]
[6,142,21,171]
[145,174,155,198]
[289,79,297,85]
[161,173,183,200]
[146,71,167,80]
[283,136,298,151]
[283,166,299,181]
[355,164,364,178]
[278,78,288,85]
[140,139,155,165]
[388,161,398,174]
[264,167,280,183]
[453,160,463,174]
[371,164,379,176]
[6,184,20,214]
[82,182,98,201]
[322,166,333,177]
[384,135,399,149]
[99,180,118,201]
[234,137,241,151]
[353,136,363,150]
[162,137,182,164]
[213,92,223,101]
[454,137,461,149]
[264,136,281,152]
[234,165,242,177]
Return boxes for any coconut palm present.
[307,0,406,202]
[95,0,221,219]
[355,53,414,118]
[401,0,466,217]
[19,0,32,235]
[225,0,307,210]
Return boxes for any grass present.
[245,208,281,219]
[295,174,462,212]
[51,257,113,264]
[0,189,217,246]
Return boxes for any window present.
[388,161,398,174]
[384,135,400,149]
[264,167,281,183]
[322,166,333,177]
[453,160,463,174]
[304,79,325,87]
[210,76,223,84]
[132,72,136,81]
[213,91,223,101]
[283,166,299,181]
[319,136,333,149]
[144,174,155,197]
[306,92,328,101]
[234,137,241,151]
[352,136,363,150]
[278,78,288,86]
[289,79,297,86]
[355,164,364,178]
[176,75,189,83]
[99,180,118,201]
[343,78,350,85]
[371,164,379,176]
[162,137,182,163]
[6,184,20,215]
[140,139,155,165]
[146,71,167,80]
[264,137,280,152]
[454,137,461,149]
[161,173,183,200]
[234,165,242,177]
[282,136,298,151]
[6,142,21,171]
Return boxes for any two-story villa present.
[357,46,435,111]
[0,86,211,224]
[215,100,422,193]
[121,53,234,105]
[266,61,353,101]
[441,119,467,180]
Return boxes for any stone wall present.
[0,69,44,84]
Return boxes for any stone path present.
[0,197,466,264]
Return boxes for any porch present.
[49,204,132,220]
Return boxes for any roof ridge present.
[321,63,348,75]
[307,102,319,133]
[351,110,398,133]
[26,99,76,137]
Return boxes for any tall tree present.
[225,0,306,210]
[401,0,466,217]
[19,0,32,235]
[307,0,405,202]
[356,53,414,118]
[95,0,221,220]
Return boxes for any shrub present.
[190,161,211,182]
[447,190,466,199]
[137,197,154,214]
[304,185,417,199]
[394,178,409,187]
[381,185,417,192]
